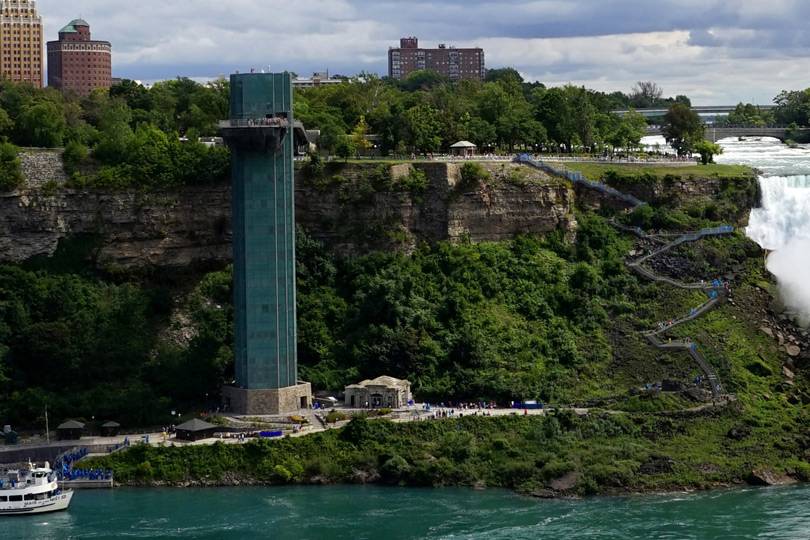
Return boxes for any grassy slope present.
[549,162,754,181]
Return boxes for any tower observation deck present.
[220,72,311,415]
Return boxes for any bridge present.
[645,126,810,143]
[614,105,775,120]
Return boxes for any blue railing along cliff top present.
[514,154,646,208]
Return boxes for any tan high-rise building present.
[0,0,43,87]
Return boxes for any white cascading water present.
[641,136,810,325]
[718,138,810,326]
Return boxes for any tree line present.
[0,78,230,190]
[296,70,667,156]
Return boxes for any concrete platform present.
[60,478,114,490]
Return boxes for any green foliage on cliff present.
[0,142,23,191]
[0,258,232,427]
[0,78,230,188]
[214,219,634,402]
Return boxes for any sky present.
[36,0,810,104]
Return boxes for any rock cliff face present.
[0,187,233,270]
[296,162,576,255]
[605,173,761,216]
[0,153,577,270]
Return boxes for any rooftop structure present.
[46,18,112,96]
[0,0,43,87]
[388,37,485,82]
[293,72,344,89]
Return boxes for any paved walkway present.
[619,225,736,397]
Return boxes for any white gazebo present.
[450,140,477,157]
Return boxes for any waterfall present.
[717,139,810,326]
[746,175,810,325]
[747,175,810,250]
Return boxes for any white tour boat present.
[0,462,73,516]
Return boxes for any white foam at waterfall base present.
[767,238,810,327]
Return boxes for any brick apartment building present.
[388,37,485,82]
[0,0,43,87]
[47,18,111,96]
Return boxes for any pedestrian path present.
[513,154,733,399]
[621,226,735,398]
[514,154,647,208]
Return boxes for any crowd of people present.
[61,467,112,482]
[54,447,88,476]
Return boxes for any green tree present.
[403,104,442,154]
[608,109,647,152]
[0,107,13,138]
[17,102,67,147]
[399,70,448,92]
[662,103,704,156]
[335,136,356,161]
[350,115,372,155]
[694,140,723,165]
[0,142,23,191]
[629,81,664,108]
[773,89,810,127]
[62,140,89,175]
[465,117,497,149]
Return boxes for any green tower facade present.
[221,73,311,414]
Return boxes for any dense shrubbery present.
[0,216,634,427]
[85,403,810,495]
[286,220,631,402]
[0,142,23,191]
[0,78,230,189]
[0,255,233,427]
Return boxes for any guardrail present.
[218,118,289,128]
[514,154,646,208]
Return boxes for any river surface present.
[4,485,810,539]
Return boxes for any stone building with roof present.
[46,18,111,95]
[344,376,412,409]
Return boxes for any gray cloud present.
[36,0,810,103]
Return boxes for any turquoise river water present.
[4,485,810,539]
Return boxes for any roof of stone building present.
[346,375,411,389]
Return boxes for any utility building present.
[220,72,311,415]
[0,0,43,87]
